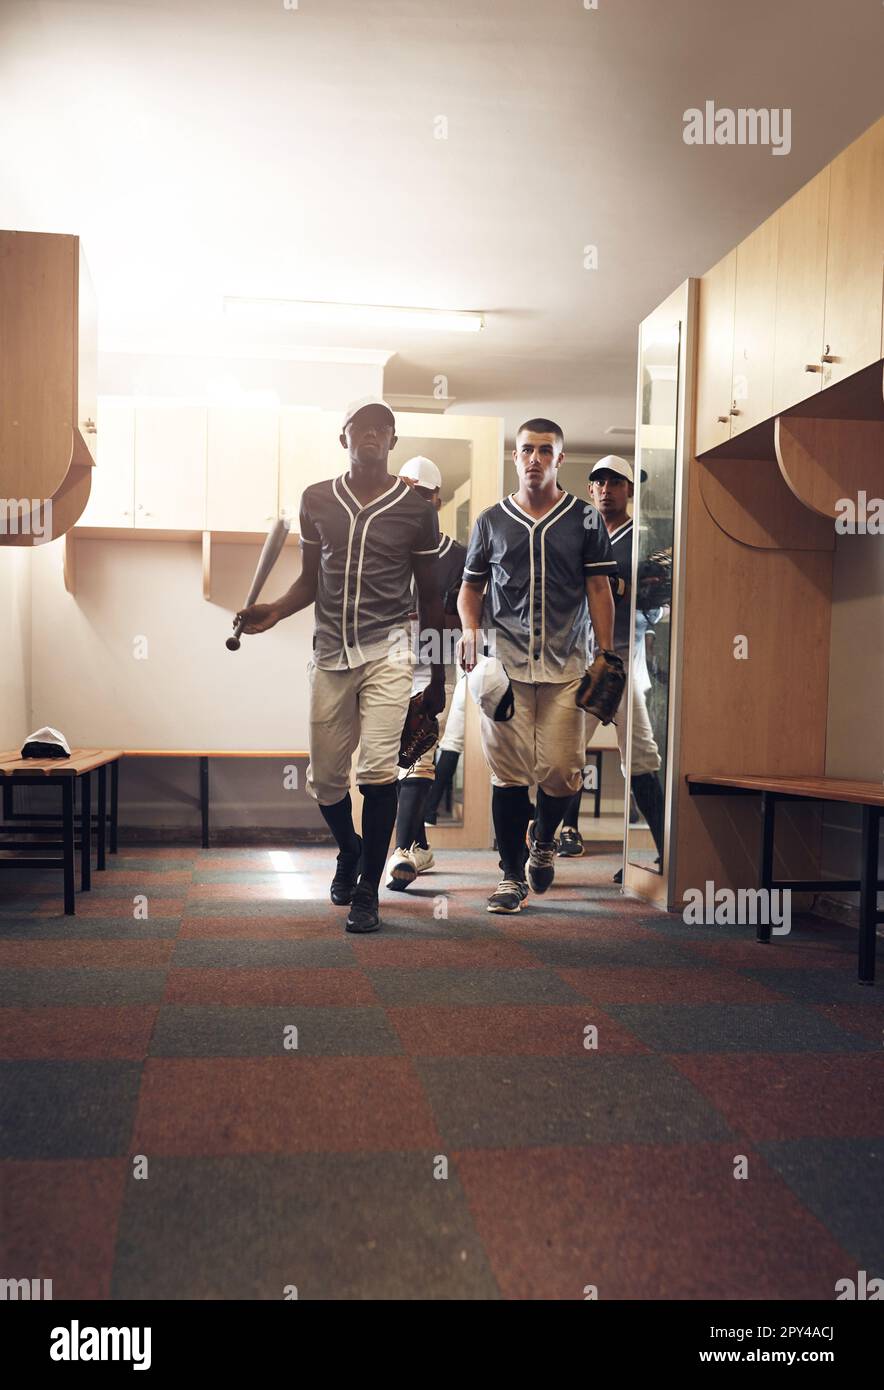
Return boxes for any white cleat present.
[386,846,417,891]
[408,843,435,875]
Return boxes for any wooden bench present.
[687,775,884,984]
[122,751,309,848]
[0,749,122,914]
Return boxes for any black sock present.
[491,785,533,882]
[425,749,459,819]
[534,787,574,844]
[396,777,432,850]
[358,782,400,890]
[561,787,583,831]
[631,772,665,857]
[318,794,361,855]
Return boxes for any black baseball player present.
[457,418,618,913]
[236,398,446,933]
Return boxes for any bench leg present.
[110,759,119,854]
[858,805,880,986]
[62,778,75,915]
[200,756,209,849]
[97,764,107,871]
[80,771,91,891]
[757,791,775,943]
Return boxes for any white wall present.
[823,532,884,903]
[0,547,32,749]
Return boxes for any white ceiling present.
[1,0,882,450]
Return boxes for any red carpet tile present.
[350,937,542,969]
[163,967,378,1006]
[0,1006,159,1060]
[387,1004,653,1056]
[556,965,790,1005]
[811,1002,884,1042]
[0,939,173,968]
[670,1054,884,1141]
[689,939,852,970]
[454,1144,855,1300]
[0,1158,128,1300]
[132,1057,442,1155]
[31,897,189,919]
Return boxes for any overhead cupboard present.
[695,114,884,456]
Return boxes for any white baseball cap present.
[467,657,515,722]
[20,726,72,758]
[399,456,442,491]
[341,397,396,432]
[590,454,647,484]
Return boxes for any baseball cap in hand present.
[467,657,514,722]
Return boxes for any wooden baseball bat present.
[226,515,292,650]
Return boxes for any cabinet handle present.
[728,407,740,416]
[804,363,822,373]
[83,418,97,433]
[716,415,729,424]
[820,348,836,363]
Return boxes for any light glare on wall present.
[223,297,485,334]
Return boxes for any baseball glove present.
[636,546,673,614]
[575,650,626,725]
[397,692,440,771]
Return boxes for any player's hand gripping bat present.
[227,516,291,651]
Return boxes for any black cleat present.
[557,827,584,857]
[526,825,557,894]
[330,837,362,905]
[345,883,380,933]
[487,879,529,914]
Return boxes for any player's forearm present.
[457,581,484,634]
[586,575,615,653]
[418,590,447,685]
[274,576,317,619]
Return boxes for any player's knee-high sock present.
[424,750,459,820]
[492,785,533,881]
[396,777,431,850]
[318,793,361,854]
[534,787,574,844]
[630,772,665,857]
[358,782,400,889]
[560,787,583,831]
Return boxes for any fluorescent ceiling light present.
[223,297,484,334]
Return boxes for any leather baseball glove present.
[575,650,626,725]
[397,692,440,771]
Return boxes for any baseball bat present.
[226,515,292,651]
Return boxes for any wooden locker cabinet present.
[732,213,779,433]
[206,407,279,533]
[278,408,343,526]
[823,114,884,388]
[772,166,830,416]
[695,250,736,456]
[134,404,207,530]
[78,400,135,527]
[0,230,97,544]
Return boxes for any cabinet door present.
[134,405,207,529]
[206,407,279,532]
[731,213,779,434]
[76,241,98,463]
[824,115,884,387]
[78,400,135,527]
[772,167,829,415]
[695,250,736,456]
[278,409,343,525]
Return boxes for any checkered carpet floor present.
[1,846,881,1300]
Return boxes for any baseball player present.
[386,456,467,890]
[236,399,446,934]
[457,418,618,913]
[557,456,664,877]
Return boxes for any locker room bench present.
[0,749,122,914]
[687,774,884,984]
[122,750,310,848]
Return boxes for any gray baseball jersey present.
[464,490,617,682]
[299,474,440,670]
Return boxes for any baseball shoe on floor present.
[330,836,362,905]
[409,843,435,875]
[526,824,557,894]
[487,879,529,914]
[557,827,584,857]
[386,846,417,891]
[346,883,380,933]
